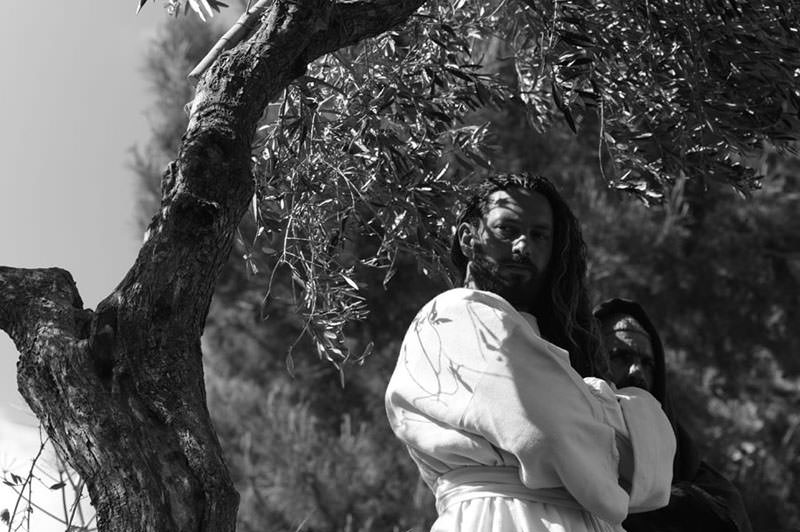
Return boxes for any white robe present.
[385,288,676,532]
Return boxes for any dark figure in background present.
[594,298,753,532]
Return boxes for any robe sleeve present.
[616,387,676,511]
[583,379,676,511]
[455,291,632,524]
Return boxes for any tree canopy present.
[148,0,800,370]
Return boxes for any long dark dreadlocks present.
[450,173,607,378]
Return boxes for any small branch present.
[64,476,86,531]
[189,0,273,79]
[5,485,67,528]
[59,471,68,528]
[6,437,47,532]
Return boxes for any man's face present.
[601,314,655,391]
[460,189,554,312]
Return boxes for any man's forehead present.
[485,188,534,204]
[602,314,645,333]
[601,315,654,354]
[483,189,553,220]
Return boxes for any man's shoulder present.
[425,287,514,311]
[410,288,472,324]
[409,288,522,331]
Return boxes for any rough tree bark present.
[0,1,425,530]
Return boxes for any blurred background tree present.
[132,2,800,530]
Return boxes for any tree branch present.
[189,0,428,80]
[0,267,84,343]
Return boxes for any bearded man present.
[385,174,676,532]
[594,298,753,532]
[449,173,602,377]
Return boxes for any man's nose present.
[628,362,644,379]
[512,235,533,260]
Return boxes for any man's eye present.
[496,225,518,238]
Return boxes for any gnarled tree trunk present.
[0,1,425,530]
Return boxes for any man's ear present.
[457,222,476,259]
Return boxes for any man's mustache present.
[503,258,536,269]
[470,244,540,284]
[500,257,538,274]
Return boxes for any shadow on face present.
[459,189,554,313]
[599,314,655,391]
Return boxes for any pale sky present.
[0,2,170,528]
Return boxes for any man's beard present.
[616,374,650,392]
[469,244,543,312]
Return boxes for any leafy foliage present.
[468,0,800,193]
[137,0,229,20]
[247,2,518,371]
[536,0,800,197]
[205,0,800,370]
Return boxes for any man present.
[448,173,604,378]
[594,298,753,532]
[385,174,676,532]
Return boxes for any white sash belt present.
[434,466,583,515]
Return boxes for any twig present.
[5,486,66,527]
[7,437,47,532]
[64,475,86,532]
[332,52,364,88]
[188,0,273,79]
[59,471,68,528]
[64,468,87,525]
[598,94,608,183]
[24,470,32,532]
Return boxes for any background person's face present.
[463,189,554,311]
[601,315,655,390]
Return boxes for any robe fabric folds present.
[386,288,677,532]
